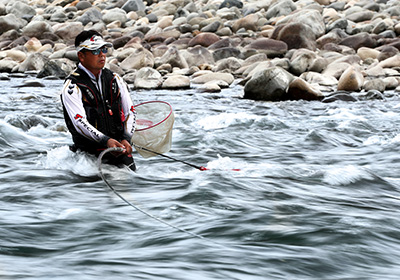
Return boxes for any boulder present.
[0,59,19,72]
[134,67,163,89]
[274,22,317,50]
[339,33,377,51]
[37,58,76,79]
[192,72,234,85]
[337,66,364,91]
[122,0,146,12]
[244,38,288,58]
[286,78,324,101]
[22,21,53,39]
[18,53,49,73]
[120,47,154,71]
[363,79,386,93]
[155,46,188,69]
[145,29,181,43]
[213,57,242,73]
[232,13,259,33]
[188,32,221,48]
[3,50,26,62]
[243,67,294,101]
[357,47,380,61]
[181,46,215,68]
[212,47,241,61]
[161,75,190,89]
[198,81,227,92]
[289,49,318,76]
[383,77,399,90]
[76,1,92,10]
[219,0,243,9]
[8,1,36,19]
[346,11,374,23]
[0,14,24,34]
[76,7,103,25]
[377,45,399,62]
[377,55,400,68]
[300,72,338,87]
[24,38,42,52]
[276,9,326,38]
[266,0,296,19]
[323,62,351,79]
[102,8,127,25]
[112,36,133,49]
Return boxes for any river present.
[1,76,400,279]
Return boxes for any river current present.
[1,76,400,279]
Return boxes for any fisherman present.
[60,30,137,171]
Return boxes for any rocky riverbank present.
[0,0,400,102]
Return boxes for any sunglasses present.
[87,47,108,55]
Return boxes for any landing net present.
[131,101,174,158]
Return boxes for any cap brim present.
[77,36,113,52]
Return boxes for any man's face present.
[78,47,107,75]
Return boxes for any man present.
[61,30,137,171]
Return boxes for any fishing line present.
[133,144,241,171]
[97,147,222,246]
[133,144,208,170]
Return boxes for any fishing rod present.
[133,144,241,171]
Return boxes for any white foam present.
[323,165,373,186]
[38,146,99,176]
[195,112,262,130]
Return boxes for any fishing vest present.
[63,68,124,153]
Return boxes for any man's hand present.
[107,138,132,155]
[120,139,132,155]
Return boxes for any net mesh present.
[131,101,174,158]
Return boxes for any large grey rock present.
[244,67,294,101]
[120,47,154,71]
[102,8,127,25]
[181,46,215,68]
[162,75,190,89]
[22,21,53,39]
[37,58,76,79]
[122,0,146,12]
[192,72,234,85]
[244,38,288,57]
[0,59,18,72]
[0,14,24,34]
[289,49,318,76]
[76,8,103,25]
[266,0,296,19]
[7,1,36,19]
[18,53,49,73]
[134,67,163,89]
[274,22,317,50]
[155,46,188,69]
[276,9,326,38]
[53,22,84,41]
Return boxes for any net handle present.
[133,101,173,132]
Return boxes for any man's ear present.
[77,51,85,62]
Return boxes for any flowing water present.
[1,76,400,279]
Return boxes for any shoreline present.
[0,0,399,101]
